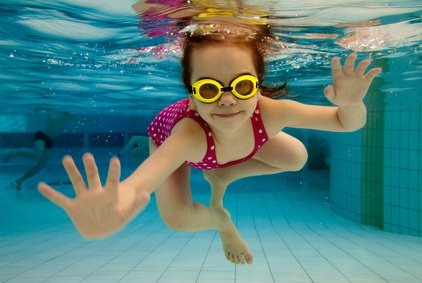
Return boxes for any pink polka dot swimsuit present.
[147,99,269,170]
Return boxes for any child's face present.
[189,44,260,133]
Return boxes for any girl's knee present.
[282,141,308,172]
[291,143,308,171]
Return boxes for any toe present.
[231,253,237,264]
[227,252,234,264]
[225,251,231,261]
[245,253,253,264]
[232,254,239,264]
[239,254,246,264]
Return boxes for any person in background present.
[3,111,83,190]
[118,135,150,162]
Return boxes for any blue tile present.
[409,210,419,231]
[409,189,419,210]
[400,188,409,208]
[399,207,410,228]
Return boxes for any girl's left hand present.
[324,53,382,106]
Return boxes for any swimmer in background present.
[118,135,150,162]
[3,111,86,190]
[37,11,382,265]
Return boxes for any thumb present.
[324,85,335,103]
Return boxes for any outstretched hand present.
[324,53,382,106]
[38,153,150,239]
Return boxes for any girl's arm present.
[38,119,206,239]
[262,53,382,134]
[121,120,206,194]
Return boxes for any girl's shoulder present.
[171,117,208,163]
[259,96,300,135]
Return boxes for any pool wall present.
[329,55,422,237]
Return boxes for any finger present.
[331,57,343,78]
[62,155,87,196]
[324,85,335,103]
[364,67,382,81]
[355,58,371,76]
[105,157,121,195]
[343,53,357,74]
[38,182,72,210]
[83,153,102,191]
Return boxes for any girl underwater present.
[38,21,382,265]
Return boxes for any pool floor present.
[0,167,422,283]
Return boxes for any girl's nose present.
[218,91,236,106]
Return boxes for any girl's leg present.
[3,149,38,162]
[203,132,307,263]
[204,131,308,188]
[149,140,252,264]
[150,140,214,231]
[4,140,47,163]
[15,149,51,190]
[208,179,254,264]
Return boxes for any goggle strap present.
[221,86,233,92]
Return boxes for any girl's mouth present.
[214,112,240,118]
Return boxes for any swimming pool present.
[1,0,422,282]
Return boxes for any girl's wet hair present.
[180,23,288,98]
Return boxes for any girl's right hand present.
[38,153,150,239]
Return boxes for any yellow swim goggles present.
[190,74,259,103]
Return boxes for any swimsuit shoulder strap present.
[185,107,217,163]
[250,102,269,150]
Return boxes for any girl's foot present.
[8,181,21,190]
[213,207,253,264]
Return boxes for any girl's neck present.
[210,119,252,145]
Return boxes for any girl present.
[38,23,382,265]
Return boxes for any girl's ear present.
[188,96,197,111]
[257,90,263,100]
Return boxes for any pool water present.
[1,0,422,282]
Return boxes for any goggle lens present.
[234,79,254,96]
[191,74,258,103]
[199,83,220,99]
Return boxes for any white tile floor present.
[1,167,422,283]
